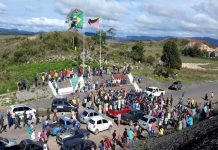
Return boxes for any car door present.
[102,119,109,130]
[96,120,103,131]
[63,101,72,112]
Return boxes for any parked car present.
[50,116,77,135]
[138,115,157,130]
[56,128,90,145]
[145,87,165,97]
[7,104,36,119]
[79,109,100,124]
[0,137,17,148]
[18,139,43,150]
[51,98,75,112]
[87,116,113,135]
[107,106,132,118]
[121,110,144,126]
[169,81,182,90]
[60,138,96,150]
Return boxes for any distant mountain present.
[118,36,173,41]
[0,28,42,35]
[192,37,218,47]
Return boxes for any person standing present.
[99,140,104,150]
[211,91,214,99]
[46,108,51,121]
[23,111,28,127]
[30,122,35,140]
[14,115,21,129]
[128,128,134,148]
[41,116,46,131]
[170,95,173,107]
[7,112,12,129]
[122,128,128,146]
[35,109,40,125]
[27,124,33,139]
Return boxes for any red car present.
[107,106,132,118]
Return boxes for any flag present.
[66,9,84,29]
[88,17,100,28]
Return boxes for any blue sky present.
[0,0,218,38]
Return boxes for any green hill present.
[0,32,218,94]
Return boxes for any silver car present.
[138,115,157,130]
[0,137,17,147]
[79,109,100,124]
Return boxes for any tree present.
[161,41,181,69]
[131,40,145,62]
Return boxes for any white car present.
[7,104,36,119]
[145,87,165,97]
[138,115,157,130]
[87,116,113,134]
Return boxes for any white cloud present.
[0,17,67,32]
[0,2,6,13]
[54,0,129,20]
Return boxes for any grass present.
[0,60,79,94]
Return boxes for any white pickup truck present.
[145,87,165,97]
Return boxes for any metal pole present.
[83,29,85,74]
[100,31,102,68]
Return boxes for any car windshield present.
[89,119,95,124]
[82,111,88,116]
[146,88,153,92]
[0,137,9,143]
[141,117,148,122]
[69,130,76,135]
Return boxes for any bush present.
[145,55,156,65]
[182,45,209,58]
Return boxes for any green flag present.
[67,9,84,29]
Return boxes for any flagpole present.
[83,28,85,74]
[100,30,102,68]
[99,18,102,68]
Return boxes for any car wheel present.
[129,120,133,126]
[108,125,113,131]
[95,129,99,135]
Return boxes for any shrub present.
[145,55,156,65]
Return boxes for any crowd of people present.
[80,86,215,149]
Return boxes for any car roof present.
[89,116,105,121]
[60,115,71,120]
[84,109,96,113]
[53,98,67,101]
[147,87,158,89]
[10,104,29,108]
[143,115,156,119]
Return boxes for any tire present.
[129,120,133,126]
[108,125,113,131]
[95,129,99,135]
